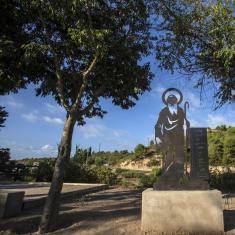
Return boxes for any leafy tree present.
[73,145,87,165]
[215,125,227,131]
[152,0,235,107]
[208,130,225,165]
[0,1,152,232]
[0,148,10,164]
[134,144,147,158]
[0,106,8,129]
[223,127,235,165]
[0,0,31,94]
[149,140,154,146]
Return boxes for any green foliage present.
[73,146,92,165]
[92,166,117,185]
[179,175,189,185]
[118,179,137,188]
[147,158,161,167]
[0,0,152,124]
[88,151,133,166]
[115,168,145,178]
[134,144,147,159]
[149,140,154,146]
[64,161,97,183]
[0,148,13,178]
[20,157,117,185]
[209,170,235,192]
[36,159,56,182]
[208,126,235,166]
[223,128,235,165]
[208,128,225,165]
[152,0,235,106]
[0,148,10,164]
[140,168,162,187]
[0,106,8,129]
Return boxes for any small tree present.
[149,140,154,146]
[134,144,147,158]
[73,145,87,165]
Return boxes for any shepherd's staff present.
[184,101,190,175]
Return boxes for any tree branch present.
[54,58,71,112]
[72,0,101,111]
[72,50,100,110]
[80,85,105,115]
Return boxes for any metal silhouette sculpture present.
[154,88,190,189]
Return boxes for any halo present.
[162,88,183,105]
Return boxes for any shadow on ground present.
[0,188,235,235]
[0,188,142,234]
[224,210,235,232]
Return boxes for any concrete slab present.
[141,188,224,234]
[0,191,25,218]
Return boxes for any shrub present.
[147,158,161,167]
[93,166,117,185]
[140,168,162,187]
[134,144,147,158]
[36,160,55,182]
[209,171,235,192]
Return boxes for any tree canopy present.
[1,0,152,124]
[152,0,235,107]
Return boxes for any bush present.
[134,144,147,158]
[140,168,162,187]
[147,158,161,167]
[93,166,117,185]
[121,170,144,178]
[36,159,55,182]
[209,171,235,192]
[118,178,137,188]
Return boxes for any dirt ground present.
[0,187,235,235]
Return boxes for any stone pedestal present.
[0,191,25,218]
[141,189,224,234]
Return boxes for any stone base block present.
[0,191,25,218]
[141,188,224,233]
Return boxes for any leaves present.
[152,0,235,107]
[0,0,152,122]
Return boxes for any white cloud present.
[41,144,51,150]
[22,111,38,122]
[7,96,24,109]
[78,122,130,140]
[112,130,129,137]
[43,116,64,125]
[40,144,57,153]
[79,124,106,138]
[207,114,235,128]
[46,103,65,114]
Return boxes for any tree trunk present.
[39,113,76,233]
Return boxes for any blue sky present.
[0,58,234,159]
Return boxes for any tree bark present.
[39,113,76,233]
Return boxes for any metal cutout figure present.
[154,88,190,185]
